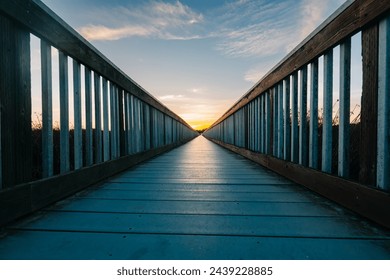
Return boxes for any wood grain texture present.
[359,24,378,185]
[0,15,32,188]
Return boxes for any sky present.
[36,0,351,130]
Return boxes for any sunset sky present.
[38,0,349,130]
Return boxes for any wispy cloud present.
[158,94,184,100]
[79,1,204,41]
[214,0,299,58]
[215,0,346,58]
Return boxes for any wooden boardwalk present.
[1,136,390,259]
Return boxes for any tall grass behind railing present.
[204,0,390,227]
[0,0,197,191]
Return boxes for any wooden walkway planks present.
[1,136,390,259]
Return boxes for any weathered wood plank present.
[338,38,351,178]
[102,78,109,162]
[59,51,70,173]
[377,16,390,190]
[0,15,32,187]
[73,59,82,170]
[10,211,390,239]
[322,49,333,173]
[84,67,93,166]
[94,72,102,163]
[291,72,299,163]
[359,24,378,185]
[40,40,53,177]
[299,66,308,166]
[309,59,319,169]
[284,77,291,161]
[2,230,389,260]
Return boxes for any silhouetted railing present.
[205,0,390,228]
[0,0,197,225]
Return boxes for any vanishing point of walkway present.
[1,136,390,259]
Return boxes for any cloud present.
[78,1,204,41]
[158,94,184,100]
[214,0,299,58]
[79,25,155,41]
[214,0,346,58]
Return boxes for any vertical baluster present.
[284,77,291,161]
[291,72,299,162]
[265,92,271,154]
[124,93,130,155]
[261,94,265,153]
[102,78,110,161]
[140,101,145,151]
[338,38,351,177]
[377,17,390,190]
[115,87,120,158]
[322,49,333,173]
[73,60,82,169]
[360,24,378,185]
[278,83,284,158]
[309,59,319,169]
[273,87,278,156]
[118,89,125,156]
[134,98,140,152]
[129,95,135,154]
[85,67,93,165]
[299,65,308,166]
[144,104,150,149]
[59,51,70,173]
[94,72,102,163]
[255,98,259,152]
[41,41,53,177]
[109,83,115,159]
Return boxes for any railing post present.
[309,59,319,169]
[0,15,32,187]
[284,77,291,161]
[273,86,278,156]
[85,67,93,166]
[41,40,53,177]
[118,89,125,156]
[265,92,271,154]
[291,72,299,162]
[338,38,351,178]
[278,83,284,158]
[94,72,102,163]
[359,24,378,185]
[73,60,82,169]
[59,51,70,173]
[299,66,308,166]
[102,78,110,161]
[377,16,390,190]
[322,49,333,173]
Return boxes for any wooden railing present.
[0,0,197,226]
[204,0,390,228]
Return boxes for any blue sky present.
[38,0,349,129]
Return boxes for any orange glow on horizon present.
[187,120,213,131]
